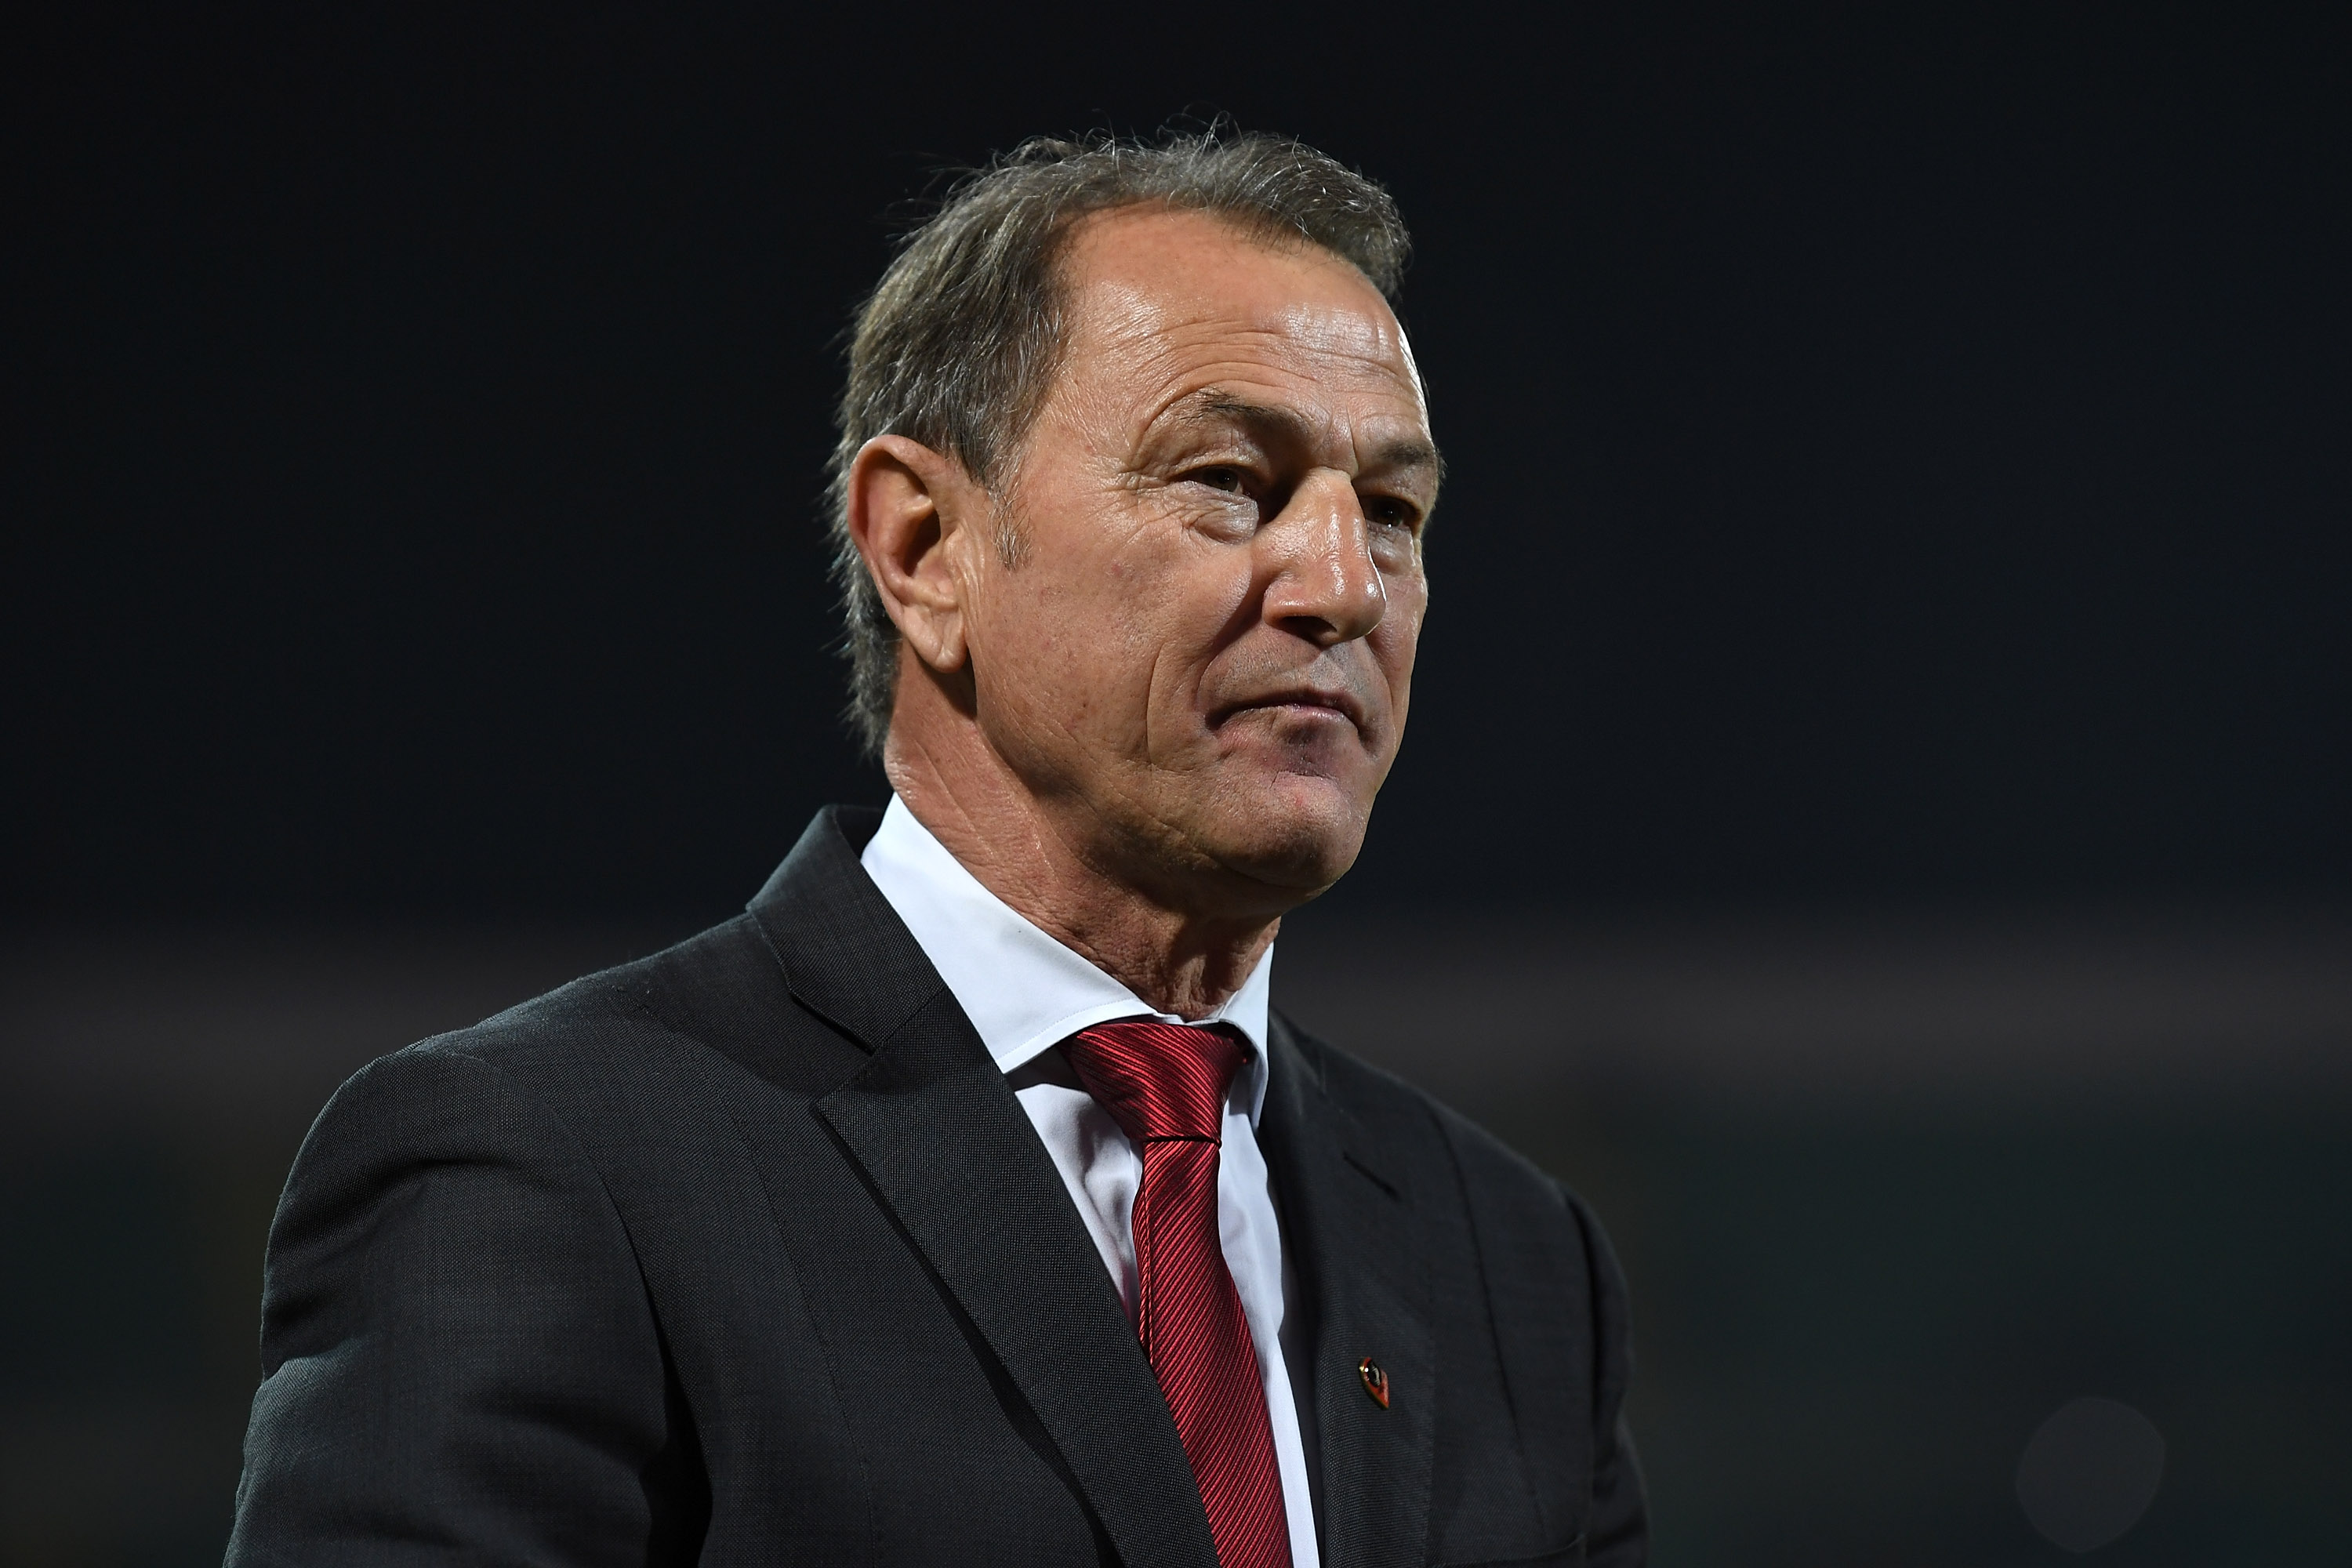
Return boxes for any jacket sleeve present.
[225,1042,696,1566]
[1563,1183,1648,1568]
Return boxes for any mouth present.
[1212,686,1369,734]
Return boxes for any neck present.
[884,731,1283,1022]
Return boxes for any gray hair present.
[825,128,1412,757]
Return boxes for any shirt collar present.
[858,795,1272,1124]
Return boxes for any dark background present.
[5,3,2350,1564]
[13,2,2350,919]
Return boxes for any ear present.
[844,434,989,673]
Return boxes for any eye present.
[1364,493,1423,531]
[1190,465,1249,494]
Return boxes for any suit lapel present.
[753,809,1221,1568]
[1262,1014,1436,1568]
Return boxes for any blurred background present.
[5,2,2349,1563]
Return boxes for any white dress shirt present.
[861,797,1319,1568]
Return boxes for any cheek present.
[985,558,1198,743]
[981,483,1261,745]
[1375,581,1428,684]
[1140,593,1254,739]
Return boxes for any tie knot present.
[1062,1020,1246,1144]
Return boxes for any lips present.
[1212,685,1369,732]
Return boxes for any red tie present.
[1062,1020,1293,1568]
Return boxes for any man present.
[227,132,1646,1567]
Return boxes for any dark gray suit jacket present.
[227,807,1646,1566]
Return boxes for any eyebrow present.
[1176,390,1446,488]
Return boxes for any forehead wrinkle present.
[1065,284,1430,472]
[1082,277,1414,383]
[1152,318,1415,393]
[1265,298,1403,361]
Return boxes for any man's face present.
[960,206,1438,914]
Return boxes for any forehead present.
[1051,207,1427,423]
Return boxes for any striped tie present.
[1062,1020,1292,1568]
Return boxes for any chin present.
[1201,771,1373,897]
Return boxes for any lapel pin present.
[1358,1356,1389,1408]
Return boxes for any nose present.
[1261,470,1388,647]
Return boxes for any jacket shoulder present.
[383,910,859,1098]
[391,913,757,1063]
